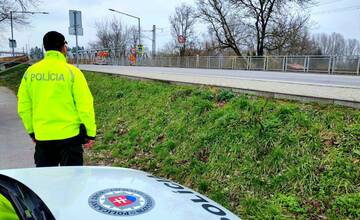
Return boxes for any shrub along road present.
[1,65,359,219]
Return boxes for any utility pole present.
[152,25,156,57]
[138,19,141,45]
[9,11,49,57]
[10,11,14,57]
[74,10,79,67]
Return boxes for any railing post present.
[247,57,252,70]
[231,57,235,70]
[328,56,332,74]
[303,56,307,72]
[264,56,268,71]
[357,56,360,75]
[332,56,337,75]
[196,55,199,68]
[282,56,285,72]
[284,56,288,72]
[306,56,310,72]
[207,56,210,69]
[218,57,221,69]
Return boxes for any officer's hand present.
[29,133,36,144]
[84,139,95,149]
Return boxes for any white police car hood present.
[0,166,241,220]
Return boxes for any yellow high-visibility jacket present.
[0,193,19,220]
[18,50,96,141]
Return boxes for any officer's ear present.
[60,45,67,57]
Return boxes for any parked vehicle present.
[0,166,241,220]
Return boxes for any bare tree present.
[331,33,346,55]
[0,0,38,26]
[92,17,140,56]
[313,33,344,55]
[169,3,197,56]
[196,0,252,56]
[127,26,139,48]
[265,15,313,55]
[312,32,360,56]
[199,32,223,56]
[230,0,313,56]
[94,19,112,48]
[109,17,128,54]
[346,39,360,56]
[157,42,178,56]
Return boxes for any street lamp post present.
[108,8,141,46]
[10,11,14,57]
[9,11,49,57]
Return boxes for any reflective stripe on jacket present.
[18,50,96,141]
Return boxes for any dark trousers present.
[34,135,83,167]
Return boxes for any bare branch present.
[229,0,313,55]
[93,17,140,56]
[169,3,198,56]
[0,0,39,25]
[196,0,247,56]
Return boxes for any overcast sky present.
[1,0,359,53]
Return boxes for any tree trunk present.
[233,46,242,56]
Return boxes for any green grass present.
[0,64,28,91]
[1,65,359,219]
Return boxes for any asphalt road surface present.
[0,87,34,169]
[83,65,360,88]
[80,65,360,104]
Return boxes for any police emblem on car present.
[88,188,155,216]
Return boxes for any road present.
[80,65,360,106]
[82,65,360,88]
[0,87,34,169]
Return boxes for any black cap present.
[43,31,67,51]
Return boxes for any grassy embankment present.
[1,64,359,219]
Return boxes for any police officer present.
[18,31,96,167]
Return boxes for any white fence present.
[72,53,360,75]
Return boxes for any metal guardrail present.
[72,52,360,75]
[0,56,30,72]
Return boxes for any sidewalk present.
[0,87,34,169]
[80,65,360,108]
